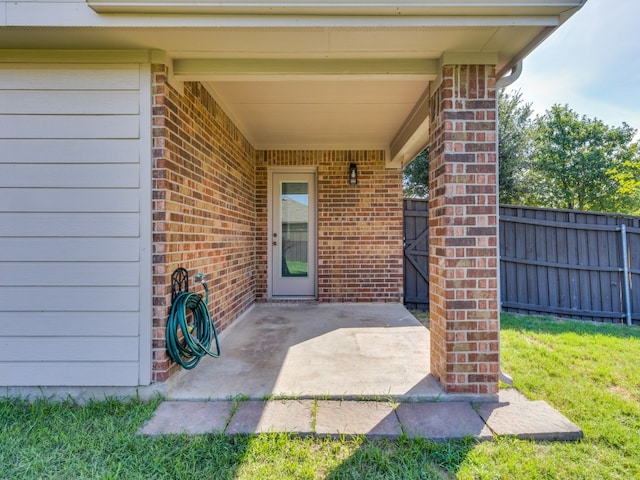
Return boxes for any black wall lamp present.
[349,163,358,185]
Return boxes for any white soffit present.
[202,78,431,151]
[173,56,440,153]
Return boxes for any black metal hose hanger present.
[166,268,220,369]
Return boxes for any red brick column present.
[428,65,500,395]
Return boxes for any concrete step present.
[138,390,583,442]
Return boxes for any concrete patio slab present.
[138,401,233,435]
[167,303,445,402]
[146,304,583,442]
[497,387,529,403]
[315,400,402,438]
[396,402,494,441]
[475,400,584,441]
[226,400,314,435]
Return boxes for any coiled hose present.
[166,277,220,369]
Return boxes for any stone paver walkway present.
[139,390,583,442]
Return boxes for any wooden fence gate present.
[403,199,430,310]
[403,200,640,326]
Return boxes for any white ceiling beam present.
[440,51,499,66]
[172,58,440,81]
[388,86,430,169]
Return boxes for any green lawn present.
[1,314,639,479]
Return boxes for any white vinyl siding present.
[0,63,151,387]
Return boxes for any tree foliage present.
[498,90,534,204]
[403,90,534,203]
[403,147,429,198]
[403,92,640,215]
[529,105,640,214]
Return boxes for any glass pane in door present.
[281,182,309,278]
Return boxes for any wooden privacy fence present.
[500,206,640,325]
[403,200,640,326]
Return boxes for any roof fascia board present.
[558,1,588,23]
[495,25,555,78]
[494,2,583,78]
[12,1,562,28]
[86,1,587,17]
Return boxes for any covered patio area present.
[147,303,583,441]
[167,303,452,402]
[0,1,587,397]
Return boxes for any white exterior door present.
[271,171,316,297]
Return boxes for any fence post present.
[620,224,632,326]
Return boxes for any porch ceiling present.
[0,1,586,165]
[152,17,575,163]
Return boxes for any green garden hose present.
[166,274,220,369]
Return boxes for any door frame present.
[267,166,318,299]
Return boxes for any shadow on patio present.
[166,303,444,401]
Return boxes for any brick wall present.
[256,150,404,302]
[428,65,500,395]
[151,66,257,382]
[151,69,405,382]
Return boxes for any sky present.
[505,0,640,140]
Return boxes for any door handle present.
[273,241,277,246]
